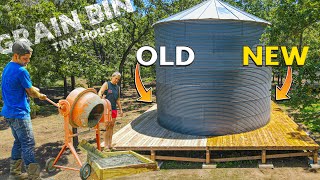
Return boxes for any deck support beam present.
[313,149,318,164]
[262,150,266,164]
[206,148,210,164]
[151,150,156,161]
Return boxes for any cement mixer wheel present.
[45,158,57,173]
[80,162,91,180]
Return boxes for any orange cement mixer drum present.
[66,88,104,128]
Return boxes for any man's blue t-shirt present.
[1,62,32,119]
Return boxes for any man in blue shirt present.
[2,40,47,180]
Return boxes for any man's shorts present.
[112,110,117,118]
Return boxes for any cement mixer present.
[44,88,112,179]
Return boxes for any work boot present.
[27,163,41,180]
[8,159,28,180]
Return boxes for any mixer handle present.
[45,98,60,108]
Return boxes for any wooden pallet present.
[112,102,319,164]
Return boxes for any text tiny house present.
[0,0,133,53]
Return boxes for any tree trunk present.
[117,20,151,94]
[37,71,41,88]
[100,44,105,64]
[130,65,134,79]
[71,76,75,90]
[131,65,135,85]
[298,31,303,54]
[63,76,67,99]
[93,41,99,59]
[122,66,126,89]
[298,31,304,87]
[272,73,275,83]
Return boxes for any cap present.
[12,40,33,55]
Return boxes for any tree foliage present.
[0,0,319,127]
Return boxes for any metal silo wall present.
[155,20,272,136]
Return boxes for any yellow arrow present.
[135,63,152,102]
[276,66,292,101]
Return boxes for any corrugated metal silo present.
[154,0,272,136]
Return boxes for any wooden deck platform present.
[112,106,207,150]
[112,102,319,164]
[207,103,318,150]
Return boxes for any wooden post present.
[151,150,156,161]
[262,150,266,164]
[313,150,318,164]
[206,148,210,164]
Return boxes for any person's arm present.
[26,86,47,100]
[98,82,108,98]
[26,86,39,96]
[116,88,123,117]
[19,69,46,100]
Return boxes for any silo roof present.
[154,0,271,25]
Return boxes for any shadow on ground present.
[0,141,71,179]
[0,118,9,131]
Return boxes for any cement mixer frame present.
[44,88,112,179]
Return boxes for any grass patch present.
[278,102,320,132]
[299,103,320,132]
[301,103,320,132]
[161,161,202,169]
[217,160,257,168]
[301,103,320,112]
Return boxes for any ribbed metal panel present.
[155,20,271,136]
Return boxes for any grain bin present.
[154,0,272,136]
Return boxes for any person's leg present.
[15,119,36,166]
[105,118,116,149]
[5,118,22,160]
[5,118,28,180]
[104,110,117,151]
[15,119,41,179]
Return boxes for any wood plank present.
[144,117,168,147]
[269,118,287,147]
[139,118,160,147]
[155,155,206,163]
[212,155,261,162]
[260,125,274,148]
[262,150,266,164]
[123,112,156,147]
[211,152,313,163]
[256,128,265,147]
[113,125,133,145]
[274,113,300,146]
[113,114,149,147]
[206,148,210,164]
[266,152,313,159]
[313,150,318,164]
[150,150,156,161]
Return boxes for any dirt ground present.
[0,86,319,180]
